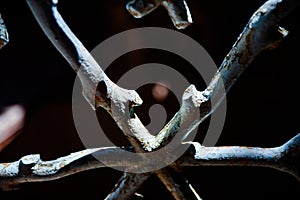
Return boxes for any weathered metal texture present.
[181,133,300,182]
[0,147,127,190]
[0,133,299,190]
[126,0,193,29]
[105,172,151,200]
[1,0,299,199]
[0,13,9,49]
[24,1,202,199]
[156,167,202,200]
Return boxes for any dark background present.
[0,0,299,199]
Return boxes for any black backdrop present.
[0,0,299,199]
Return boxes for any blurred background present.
[0,0,299,199]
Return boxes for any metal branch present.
[154,0,300,149]
[25,0,300,152]
[0,147,131,191]
[105,159,202,199]
[21,0,300,199]
[108,0,300,194]
[161,0,193,29]
[156,167,202,200]
[25,1,195,199]
[126,0,161,18]
[126,0,193,29]
[180,133,300,182]
[1,133,299,190]
[105,172,150,200]
[0,13,9,49]
[25,0,155,150]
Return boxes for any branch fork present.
[1,0,299,199]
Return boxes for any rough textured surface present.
[1,133,299,190]
[1,0,299,199]
[24,1,200,199]
[126,0,193,29]
[182,133,300,182]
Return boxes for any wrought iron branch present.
[0,147,123,191]
[104,172,151,200]
[126,0,193,29]
[25,0,156,152]
[155,0,298,148]
[181,133,300,182]
[24,0,300,152]
[24,1,200,199]
[1,0,298,199]
[1,133,299,190]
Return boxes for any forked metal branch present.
[1,133,299,190]
[0,0,299,199]
[25,0,299,152]
[24,1,200,199]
